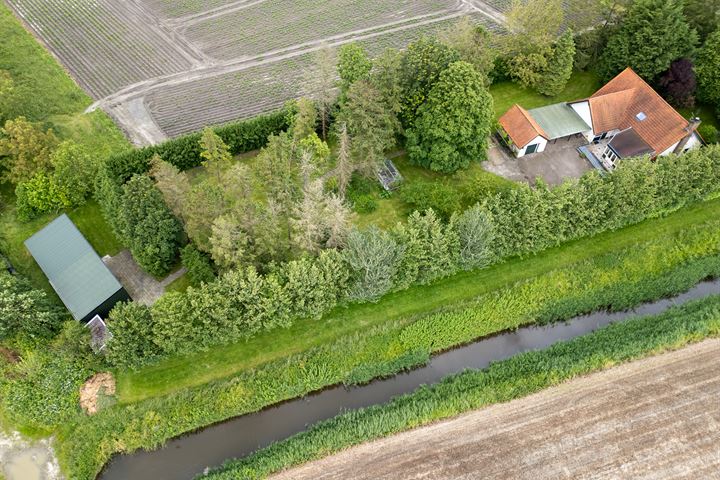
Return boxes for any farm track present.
[272,339,720,480]
[5,0,508,143]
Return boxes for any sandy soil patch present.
[80,372,116,415]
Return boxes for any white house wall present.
[569,101,595,141]
[516,135,548,157]
[659,132,702,157]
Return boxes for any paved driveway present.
[485,136,593,186]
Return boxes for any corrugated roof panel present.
[24,214,122,321]
[528,103,591,140]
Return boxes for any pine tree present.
[537,29,576,96]
[338,79,399,175]
[335,122,353,199]
[306,46,337,140]
[199,127,232,185]
[149,154,191,222]
[599,0,698,81]
[696,31,720,108]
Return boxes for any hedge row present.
[106,146,720,364]
[101,107,292,184]
[203,294,720,479]
[57,219,720,480]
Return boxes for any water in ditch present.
[99,279,720,480]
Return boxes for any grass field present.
[116,196,720,402]
[0,4,129,293]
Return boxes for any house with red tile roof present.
[498,68,703,168]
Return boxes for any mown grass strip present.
[117,197,720,402]
[201,294,720,479]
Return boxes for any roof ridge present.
[518,105,549,139]
[614,68,689,127]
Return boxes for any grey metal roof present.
[528,103,591,140]
[608,128,655,159]
[24,214,122,321]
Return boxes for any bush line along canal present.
[99,278,720,480]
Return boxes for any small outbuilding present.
[24,214,129,323]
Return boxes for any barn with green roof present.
[24,214,129,322]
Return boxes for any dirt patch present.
[80,372,116,415]
[0,432,62,480]
[0,345,20,364]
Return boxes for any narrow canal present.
[100,279,720,480]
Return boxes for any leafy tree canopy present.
[599,0,698,81]
[406,61,494,173]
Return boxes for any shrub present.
[399,180,461,219]
[394,209,459,288]
[352,194,377,213]
[180,244,216,286]
[114,175,182,277]
[344,227,405,302]
[0,271,65,341]
[15,171,70,221]
[698,124,718,144]
[105,302,159,369]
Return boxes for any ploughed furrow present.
[183,0,458,61]
[141,0,252,19]
[7,0,193,98]
[145,11,503,138]
[146,54,312,136]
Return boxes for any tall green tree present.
[199,127,232,186]
[537,29,576,96]
[0,272,64,341]
[292,98,318,142]
[599,0,698,81]
[399,37,460,128]
[337,43,372,102]
[696,31,720,108]
[502,0,564,89]
[50,140,99,207]
[338,79,399,175]
[683,0,720,42]
[118,174,182,276]
[370,48,404,128]
[306,46,337,140]
[406,61,494,173]
[343,226,405,302]
[438,18,496,82]
[149,154,191,222]
[0,117,58,184]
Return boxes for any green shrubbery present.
[0,271,65,341]
[203,294,720,479]
[106,146,720,367]
[180,245,216,286]
[57,220,720,480]
[105,175,182,277]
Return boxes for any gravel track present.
[272,339,720,480]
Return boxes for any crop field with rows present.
[5,0,195,98]
[183,0,459,60]
[6,0,507,143]
[146,12,502,137]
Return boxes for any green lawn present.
[0,4,129,157]
[489,70,602,120]
[679,103,720,131]
[116,196,720,402]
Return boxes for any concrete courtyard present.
[485,135,593,186]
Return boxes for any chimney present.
[673,117,701,154]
